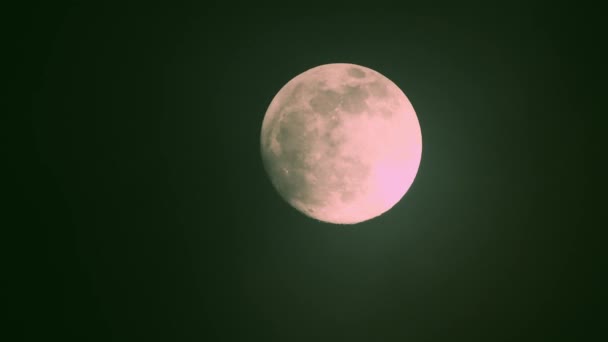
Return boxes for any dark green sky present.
[9,2,595,341]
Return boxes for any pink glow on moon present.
[260,63,422,224]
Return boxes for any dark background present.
[8,2,596,341]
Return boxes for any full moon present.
[260,63,422,224]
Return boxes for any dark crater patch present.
[268,109,325,207]
[341,86,369,114]
[324,139,343,158]
[368,81,389,98]
[321,123,347,158]
[276,112,306,147]
[274,83,305,117]
[288,83,304,100]
[271,164,313,206]
[325,114,342,131]
[275,111,317,169]
[309,89,341,114]
[347,67,366,78]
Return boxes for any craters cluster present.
[347,67,366,78]
[308,89,340,114]
[269,108,320,205]
[341,85,369,114]
[275,110,317,169]
[308,85,370,123]
[367,80,389,98]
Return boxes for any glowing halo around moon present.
[260,63,422,224]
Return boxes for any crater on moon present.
[341,85,369,114]
[260,63,422,224]
[348,67,366,78]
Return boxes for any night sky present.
[10,2,595,341]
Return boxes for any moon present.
[260,63,422,224]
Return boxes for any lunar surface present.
[260,63,422,224]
